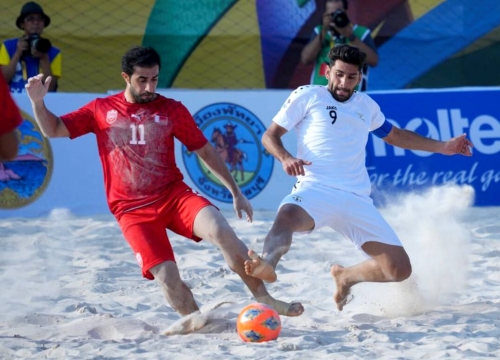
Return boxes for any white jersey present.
[273,85,385,197]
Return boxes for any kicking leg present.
[331,242,412,310]
[194,206,304,317]
[149,261,199,316]
[151,261,212,335]
[244,204,314,282]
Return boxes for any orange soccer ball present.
[236,303,281,342]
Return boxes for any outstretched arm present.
[383,126,473,156]
[262,122,312,176]
[195,142,253,222]
[25,74,69,138]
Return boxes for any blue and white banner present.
[2,88,499,218]
[367,88,500,206]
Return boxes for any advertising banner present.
[2,88,498,218]
[367,88,500,206]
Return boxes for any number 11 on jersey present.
[130,124,146,145]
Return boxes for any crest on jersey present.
[106,109,118,124]
[356,111,365,122]
[283,98,292,109]
[182,103,274,203]
[0,111,53,209]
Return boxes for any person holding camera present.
[0,2,61,93]
[301,0,378,91]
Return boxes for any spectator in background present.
[0,72,22,161]
[301,0,377,91]
[0,1,61,93]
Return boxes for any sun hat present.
[16,2,51,29]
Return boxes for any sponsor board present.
[367,90,500,206]
[182,103,274,203]
[0,111,53,209]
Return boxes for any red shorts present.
[117,182,213,280]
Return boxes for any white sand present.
[1,184,500,359]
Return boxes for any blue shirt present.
[0,37,62,93]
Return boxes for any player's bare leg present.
[194,206,304,317]
[150,261,199,316]
[152,262,212,335]
[330,242,412,311]
[330,265,351,311]
[244,250,277,283]
[245,204,314,282]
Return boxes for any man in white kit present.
[244,44,473,311]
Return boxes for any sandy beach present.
[1,184,500,359]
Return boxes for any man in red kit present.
[25,45,303,331]
[0,72,23,160]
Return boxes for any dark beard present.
[133,92,156,104]
[328,86,352,102]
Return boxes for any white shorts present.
[279,181,402,255]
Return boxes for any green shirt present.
[310,24,375,91]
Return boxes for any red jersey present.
[0,72,22,134]
[60,92,207,215]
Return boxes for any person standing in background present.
[300,0,377,91]
[0,2,61,93]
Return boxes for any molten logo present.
[371,109,500,157]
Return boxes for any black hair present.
[327,44,366,71]
[326,0,348,10]
[121,46,161,76]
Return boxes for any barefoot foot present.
[163,310,208,335]
[244,250,277,283]
[256,295,304,317]
[330,264,351,311]
[286,302,305,317]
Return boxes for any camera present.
[23,34,52,57]
[330,9,350,28]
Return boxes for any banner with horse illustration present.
[3,87,499,217]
